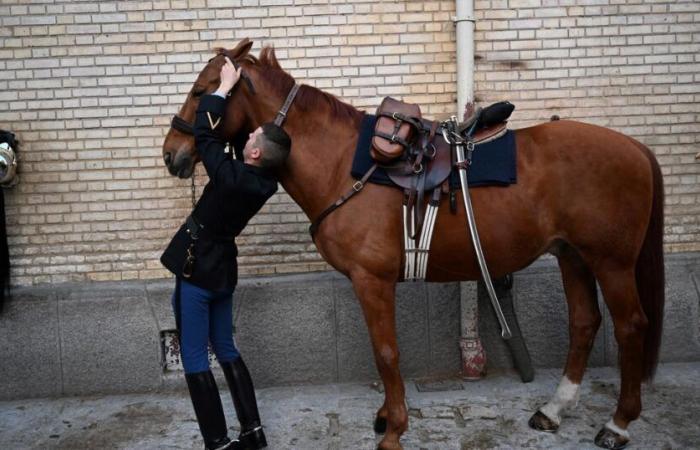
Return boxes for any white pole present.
[455,0,485,379]
[455,0,475,116]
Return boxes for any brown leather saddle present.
[306,97,514,245]
[370,97,513,239]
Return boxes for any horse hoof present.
[528,410,559,433]
[594,426,630,449]
[374,416,387,434]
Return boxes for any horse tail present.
[634,140,665,381]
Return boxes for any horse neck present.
[277,112,361,223]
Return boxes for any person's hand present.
[217,56,242,95]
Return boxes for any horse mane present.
[246,46,364,124]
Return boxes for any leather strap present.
[454,161,470,170]
[414,171,427,239]
[376,111,422,130]
[172,115,194,135]
[309,164,378,238]
[274,84,300,127]
[374,131,411,148]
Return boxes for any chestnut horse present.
[162,40,664,450]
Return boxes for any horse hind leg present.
[591,265,647,450]
[530,244,601,433]
[351,272,407,450]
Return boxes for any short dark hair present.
[256,122,291,169]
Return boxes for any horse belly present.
[422,120,655,283]
[424,183,549,283]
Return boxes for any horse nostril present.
[163,152,172,166]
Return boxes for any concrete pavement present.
[1,362,699,449]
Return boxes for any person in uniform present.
[161,57,290,450]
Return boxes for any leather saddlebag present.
[371,97,422,164]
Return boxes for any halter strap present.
[171,115,194,135]
[274,84,300,127]
[172,83,299,136]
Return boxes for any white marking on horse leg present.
[380,345,396,367]
[539,376,580,425]
[605,418,630,438]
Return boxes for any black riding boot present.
[220,358,267,449]
[185,370,236,450]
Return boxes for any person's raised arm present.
[193,57,244,185]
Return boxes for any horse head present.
[162,38,276,178]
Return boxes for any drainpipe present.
[456,0,475,117]
[454,0,486,380]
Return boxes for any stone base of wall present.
[1,253,698,401]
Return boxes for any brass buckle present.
[352,181,363,192]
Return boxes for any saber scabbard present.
[445,116,512,340]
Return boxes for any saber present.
[444,117,512,339]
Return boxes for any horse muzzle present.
[163,149,195,179]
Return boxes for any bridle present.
[169,56,299,136]
[171,114,194,136]
[170,55,253,137]
[169,57,300,207]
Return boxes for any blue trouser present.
[172,278,240,374]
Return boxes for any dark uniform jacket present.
[161,95,278,292]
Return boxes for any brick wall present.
[0,0,457,286]
[0,0,697,287]
[474,0,700,252]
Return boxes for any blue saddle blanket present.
[351,114,517,188]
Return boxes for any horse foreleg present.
[530,245,601,432]
[351,273,407,450]
[594,267,647,449]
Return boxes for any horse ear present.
[229,38,254,59]
[260,46,281,69]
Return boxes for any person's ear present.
[250,147,261,160]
